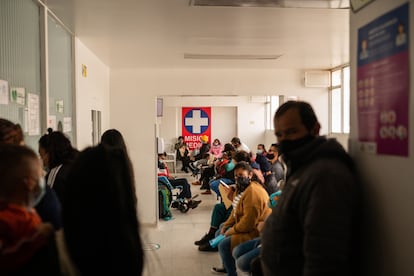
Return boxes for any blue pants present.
[232,238,261,273]
[218,236,237,276]
[209,178,233,197]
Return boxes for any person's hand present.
[223,227,232,237]
[257,221,265,233]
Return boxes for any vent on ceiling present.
[184,53,282,60]
[190,0,349,9]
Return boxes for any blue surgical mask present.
[257,150,263,155]
[29,177,46,208]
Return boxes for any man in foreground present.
[261,101,359,276]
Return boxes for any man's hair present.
[275,101,318,131]
[0,144,38,198]
[234,161,253,173]
[234,150,250,163]
[0,118,23,145]
[270,143,279,152]
[231,137,241,145]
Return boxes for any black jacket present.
[261,137,359,276]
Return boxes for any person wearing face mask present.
[0,144,59,275]
[262,143,284,195]
[0,119,62,230]
[211,162,271,275]
[260,101,360,276]
[210,138,224,159]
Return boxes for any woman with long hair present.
[63,145,144,275]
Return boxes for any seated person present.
[176,142,191,173]
[191,135,211,161]
[189,152,214,175]
[233,191,282,275]
[198,144,235,195]
[0,119,62,230]
[0,144,57,274]
[210,138,224,159]
[195,202,233,252]
[158,153,201,209]
[211,162,271,276]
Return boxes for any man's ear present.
[23,177,34,191]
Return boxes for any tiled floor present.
[142,172,221,276]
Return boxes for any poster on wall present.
[10,87,26,105]
[0,80,9,104]
[181,107,211,151]
[357,2,409,156]
[27,93,40,136]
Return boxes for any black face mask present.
[236,176,251,191]
[278,135,315,157]
[266,153,275,160]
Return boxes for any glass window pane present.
[270,96,279,129]
[0,0,41,149]
[331,88,342,133]
[331,70,341,87]
[343,67,350,133]
[48,15,74,142]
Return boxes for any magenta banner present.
[357,3,409,156]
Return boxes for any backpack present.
[158,183,172,220]
[215,159,229,177]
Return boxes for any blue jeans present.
[232,238,261,272]
[218,236,237,276]
[209,178,233,197]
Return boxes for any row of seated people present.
[190,141,285,275]
[0,118,144,275]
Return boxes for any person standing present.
[260,101,359,276]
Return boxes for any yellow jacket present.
[222,181,271,250]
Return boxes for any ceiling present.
[43,0,350,70]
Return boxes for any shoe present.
[189,200,201,209]
[211,267,226,273]
[194,233,214,245]
[201,190,212,195]
[192,181,201,185]
[199,242,218,252]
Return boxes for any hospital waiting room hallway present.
[142,172,222,276]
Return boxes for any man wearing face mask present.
[0,144,58,274]
[260,101,360,276]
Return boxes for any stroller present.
[158,176,198,213]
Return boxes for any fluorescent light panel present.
[184,53,282,60]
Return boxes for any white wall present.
[75,38,110,150]
[159,96,267,151]
[349,1,414,275]
[110,68,329,225]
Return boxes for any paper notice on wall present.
[63,117,72,133]
[11,87,26,105]
[48,115,57,131]
[27,93,40,136]
[56,100,64,113]
[0,80,9,105]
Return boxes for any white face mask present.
[28,176,46,208]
